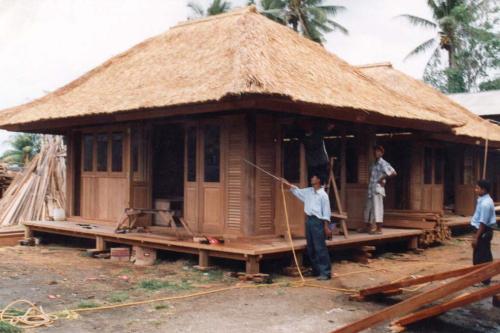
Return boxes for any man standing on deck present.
[287,174,332,280]
[362,145,397,235]
[293,120,335,185]
[471,179,496,285]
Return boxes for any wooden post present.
[95,236,106,251]
[24,225,33,239]
[407,236,419,250]
[246,255,260,274]
[198,250,210,268]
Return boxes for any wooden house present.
[0,7,498,272]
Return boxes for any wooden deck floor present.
[23,220,422,274]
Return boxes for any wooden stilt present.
[95,236,106,251]
[198,250,210,268]
[246,255,260,274]
[24,225,33,239]
[407,236,419,251]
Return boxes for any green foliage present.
[77,301,100,309]
[479,78,500,91]
[0,321,22,333]
[402,0,500,93]
[1,133,41,165]
[139,279,193,291]
[107,292,129,303]
[187,0,232,18]
[258,0,348,44]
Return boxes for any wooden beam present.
[331,261,500,333]
[95,236,106,251]
[199,250,210,268]
[246,255,261,274]
[393,283,500,328]
[359,263,488,297]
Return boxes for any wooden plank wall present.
[255,114,276,235]
[224,115,247,235]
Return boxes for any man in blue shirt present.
[470,179,496,285]
[288,174,332,280]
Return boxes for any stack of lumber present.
[333,261,500,333]
[0,136,66,227]
[384,210,451,247]
[0,163,14,198]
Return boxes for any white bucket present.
[52,208,66,221]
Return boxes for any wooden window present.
[203,125,220,182]
[424,147,433,184]
[131,129,140,173]
[187,127,197,182]
[96,133,108,172]
[346,139,358,184]
[111,132,123,172]
[283,138,301,183]
[82,134,94,172]
[434,148,444,184]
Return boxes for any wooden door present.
[455,147,479,216]
[184,122,224,235]
[420,147,444,211]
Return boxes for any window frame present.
[80,127,126,177]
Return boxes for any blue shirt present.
[470,194,496,229]
[368,157,396,198]
[290,187,331,221]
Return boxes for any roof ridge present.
[357,62,393,69]
[173,5,257,30]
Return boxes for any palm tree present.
[399,0,466,69]
[259,0,348,44]
[1,133,40,165]
[187,0,232,18]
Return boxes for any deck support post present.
[246,255,261,274]
[407,236,419,250]
[291,250,303,268]
[24,226,33,239]
[96,236,106,251]
[198,250,210,268]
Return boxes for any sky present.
[0,0,437,153]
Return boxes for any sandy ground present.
[0,232,499,333]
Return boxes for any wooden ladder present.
[326,158,349,239]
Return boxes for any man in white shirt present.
[288,174,332,280]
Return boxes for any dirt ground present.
[0,231,499,333]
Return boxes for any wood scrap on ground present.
[332,261,500,333]
[0,136,66,227]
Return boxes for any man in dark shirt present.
[294,120,335,185]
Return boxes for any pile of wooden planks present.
[332,261,500,333]
[384,210,451,247]
[0,136,66,227]
[0,163,14,198]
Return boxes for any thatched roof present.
[358,63,500,143]
[0,6,460,132]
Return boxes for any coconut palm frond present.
[397,14,437,29]
[404,37,438,60]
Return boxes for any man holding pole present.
[287,174,332,280]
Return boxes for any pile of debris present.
[383,210,451,247]
[0,136,66,227]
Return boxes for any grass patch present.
[139,279,193,292]
[107,292,129,303]
[77,301,100,309]
[0,321,22,333]
[154,303,170,310]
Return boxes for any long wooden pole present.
[331,260,500,333]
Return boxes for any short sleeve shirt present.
[368,157,396,198]
[470,194,496,229]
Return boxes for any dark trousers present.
[305,215,331,277]
[473,228,493,285]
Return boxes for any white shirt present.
[290,186,331,221]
